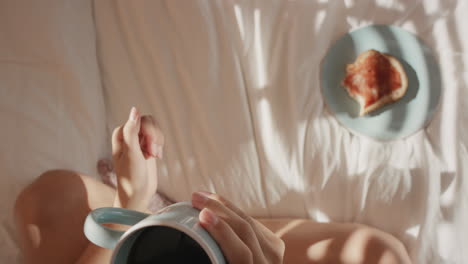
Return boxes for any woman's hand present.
[192,192,285,264]
[111,107,164,211]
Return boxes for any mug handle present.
[83,207,150,249]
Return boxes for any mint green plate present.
[321,25,441,141]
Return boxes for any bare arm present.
[76,108,164,263]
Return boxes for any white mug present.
[84,202,226,264]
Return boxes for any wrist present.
[113,184,152,211]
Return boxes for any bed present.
[1,0,467,263]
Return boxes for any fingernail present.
[192,192,209,207]
[200,208,218,226]
[129,107,138,122]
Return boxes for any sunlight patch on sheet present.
[346,17,372,30]
[437,21,458,172]
[233,5,245,41]
[405,225,420,238]
[437,222,455,260]
[344,0,355,8]
[254,9,267,88]
[257,98,304,191]
[400,20,417,33]
[424,0,443,14]
[313,209,331,222]
[257,98,281,175]
[314,10,327,33]
[376,0,404,11]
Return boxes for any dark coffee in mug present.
[127,226,212,264]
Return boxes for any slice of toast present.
[342,50,408,116]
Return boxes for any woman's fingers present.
[192,192,266,264]
[207,193,250,221]
[111,126,123,161]
[140,115,164,159]
[114,108,163,160]
[206,193,284,257]
[193,192,285,264]
[203,194,268,239]
[122,107,141,151]
[198,208,254,264]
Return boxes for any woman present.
[14,107,411,264]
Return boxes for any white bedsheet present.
[94,1,468,263]
[1,0,467,263]
[0,0,107,262]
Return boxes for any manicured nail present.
[200,208,218,226]
[192,192,209,207]
[129,107,138,122]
